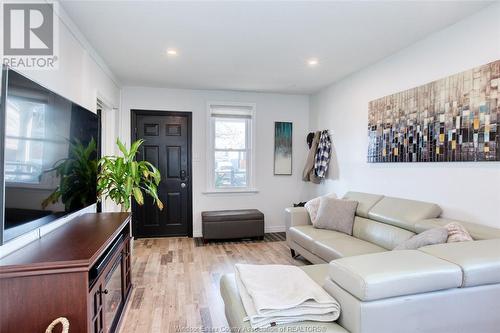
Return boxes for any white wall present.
[120,87,310,236]
[16,6,121,112]
[0,6,121,258]
[309,3,500,227]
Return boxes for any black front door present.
[131,110,192,237]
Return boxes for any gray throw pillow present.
[314,197,358,235]
[393,227,448,250]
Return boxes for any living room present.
[0,1,499,333]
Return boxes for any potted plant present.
[97,138,163,212]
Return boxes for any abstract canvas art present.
[274,122,293,175]
[368,60,500,162]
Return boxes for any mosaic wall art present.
[368,60,500,162]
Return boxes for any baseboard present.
[265,225,286,233]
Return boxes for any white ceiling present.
[61,1,493,94]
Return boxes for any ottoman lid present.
[202,209,264,222]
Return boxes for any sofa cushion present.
[315,197,358,235]
[288,225,348,251]
[328,250,462,301]
[367,196,441,231]
[393,227,448,250]
[342,191,384,218]
[420,239,500,287]
[313,236,386,262]
[304,193,337,224]
[353,216,415,250]
[415,218,500,240]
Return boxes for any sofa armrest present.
[285,207,311,230]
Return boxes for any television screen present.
[0,67,99,244]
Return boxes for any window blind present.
[209,104,253,119]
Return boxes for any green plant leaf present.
[116,138,128,157]
[129,139,144,161]
[132,187,144,205]
[130,161,137,179]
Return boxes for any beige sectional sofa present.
[220,192,500,333]
[286,191,500,262]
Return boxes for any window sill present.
[202,188,259,195]
[5,182,56,190]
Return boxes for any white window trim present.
[205,101,257,194]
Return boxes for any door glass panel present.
[104,257,122,333]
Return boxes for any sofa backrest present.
[367,196,442,232]
[353,216,415,250]
[343,192,384,218]
[415,218,500,240]
[342,192,499,241]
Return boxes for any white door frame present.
[97,97,120,212]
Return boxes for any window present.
[5,96,48,183]
[207,102,256,192]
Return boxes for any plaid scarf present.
[314,130,331,178]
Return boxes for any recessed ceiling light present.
[307,58,319,67]
[166,49,178,56]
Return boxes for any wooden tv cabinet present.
[0,213,132,333]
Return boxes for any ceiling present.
[61,1,493,94]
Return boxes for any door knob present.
[181,183,187,188]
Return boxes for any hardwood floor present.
[118,237,308,333]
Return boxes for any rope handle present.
[45,317,69,333]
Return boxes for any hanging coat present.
[314,130,331,179]
[302,131,321,183]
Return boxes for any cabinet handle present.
[98,289,109,295]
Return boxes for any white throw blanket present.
[235,264,340,329]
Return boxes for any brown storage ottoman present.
[201,209,264,241]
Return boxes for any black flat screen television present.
[0,66,99,244]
